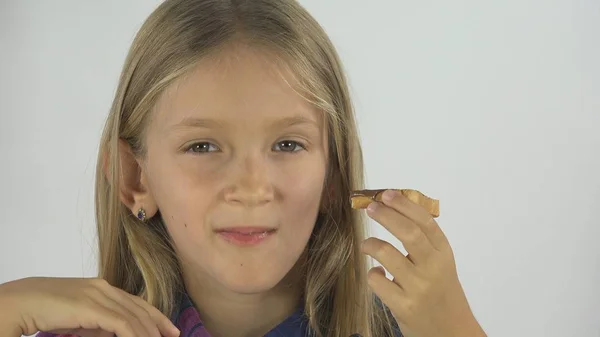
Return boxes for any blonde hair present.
[95,0,396,336]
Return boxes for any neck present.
[182,257,306,337]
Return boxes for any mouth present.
[215,227,277,246]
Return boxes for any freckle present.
[240,263,243,267]
[184,223,187,228]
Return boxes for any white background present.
[1,1,599,336]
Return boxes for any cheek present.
[145,154,220,235]
[277,158,326,232]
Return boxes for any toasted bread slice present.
[350,189,439,218]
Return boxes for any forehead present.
[152,44,325,129]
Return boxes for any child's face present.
[142,45,328,294]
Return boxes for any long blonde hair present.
[95,0,396,336]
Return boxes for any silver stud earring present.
[136,208,147,222]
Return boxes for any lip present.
[216,226,276,234]
[215,227,277,246]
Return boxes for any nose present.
[224,154,274,207]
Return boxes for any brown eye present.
[187,142,219,153]
[273,140,305,152]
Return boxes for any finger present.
[87,288,150,337]
[373,265,386,276]
[93,279,179,337]
[104,288,163,337]
[366,201,433,264]
[128,293,181,337]
[50,328,114,337]
[49,309,137,337]
[366,266,405,318]
[361,237,420,289]
[380,190,449,251]
[75,302,140,337]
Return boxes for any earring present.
[136,208,147,222]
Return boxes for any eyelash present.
[185,140,307,154]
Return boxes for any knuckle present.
[375,241,397,258]
[400,298,416,316]
[424,217,436,228]
[428,258,445,274]
[401,300,415,315]
[131,294,151,307]
[148,326,161,337]
[83,283,104,298]
[90,277,110,289]
[138,308,153,321]
[405,228,423,244]
[366,270,380,287]
[414,279,430,295]
[115,316,135,332]
[130,295,156,315]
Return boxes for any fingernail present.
[366,202,378,213]
[382,189,396,202]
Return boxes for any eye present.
[273,140,305,153]
[186,142,220,154]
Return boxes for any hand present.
[361,190,486,337]
[0,277,180,337]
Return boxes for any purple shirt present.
[167,293,311,337]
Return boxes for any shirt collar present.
[170,292,311,337]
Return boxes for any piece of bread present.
[350,189,439,218]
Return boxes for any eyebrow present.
[271,115,321,130]
[172,117,223,129]
[171,115,321,131]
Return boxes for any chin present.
[217,266,290,294]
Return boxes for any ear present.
[116,139,158,220]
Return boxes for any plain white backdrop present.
[1,1,599,336]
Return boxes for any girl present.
[0,0,486,336]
